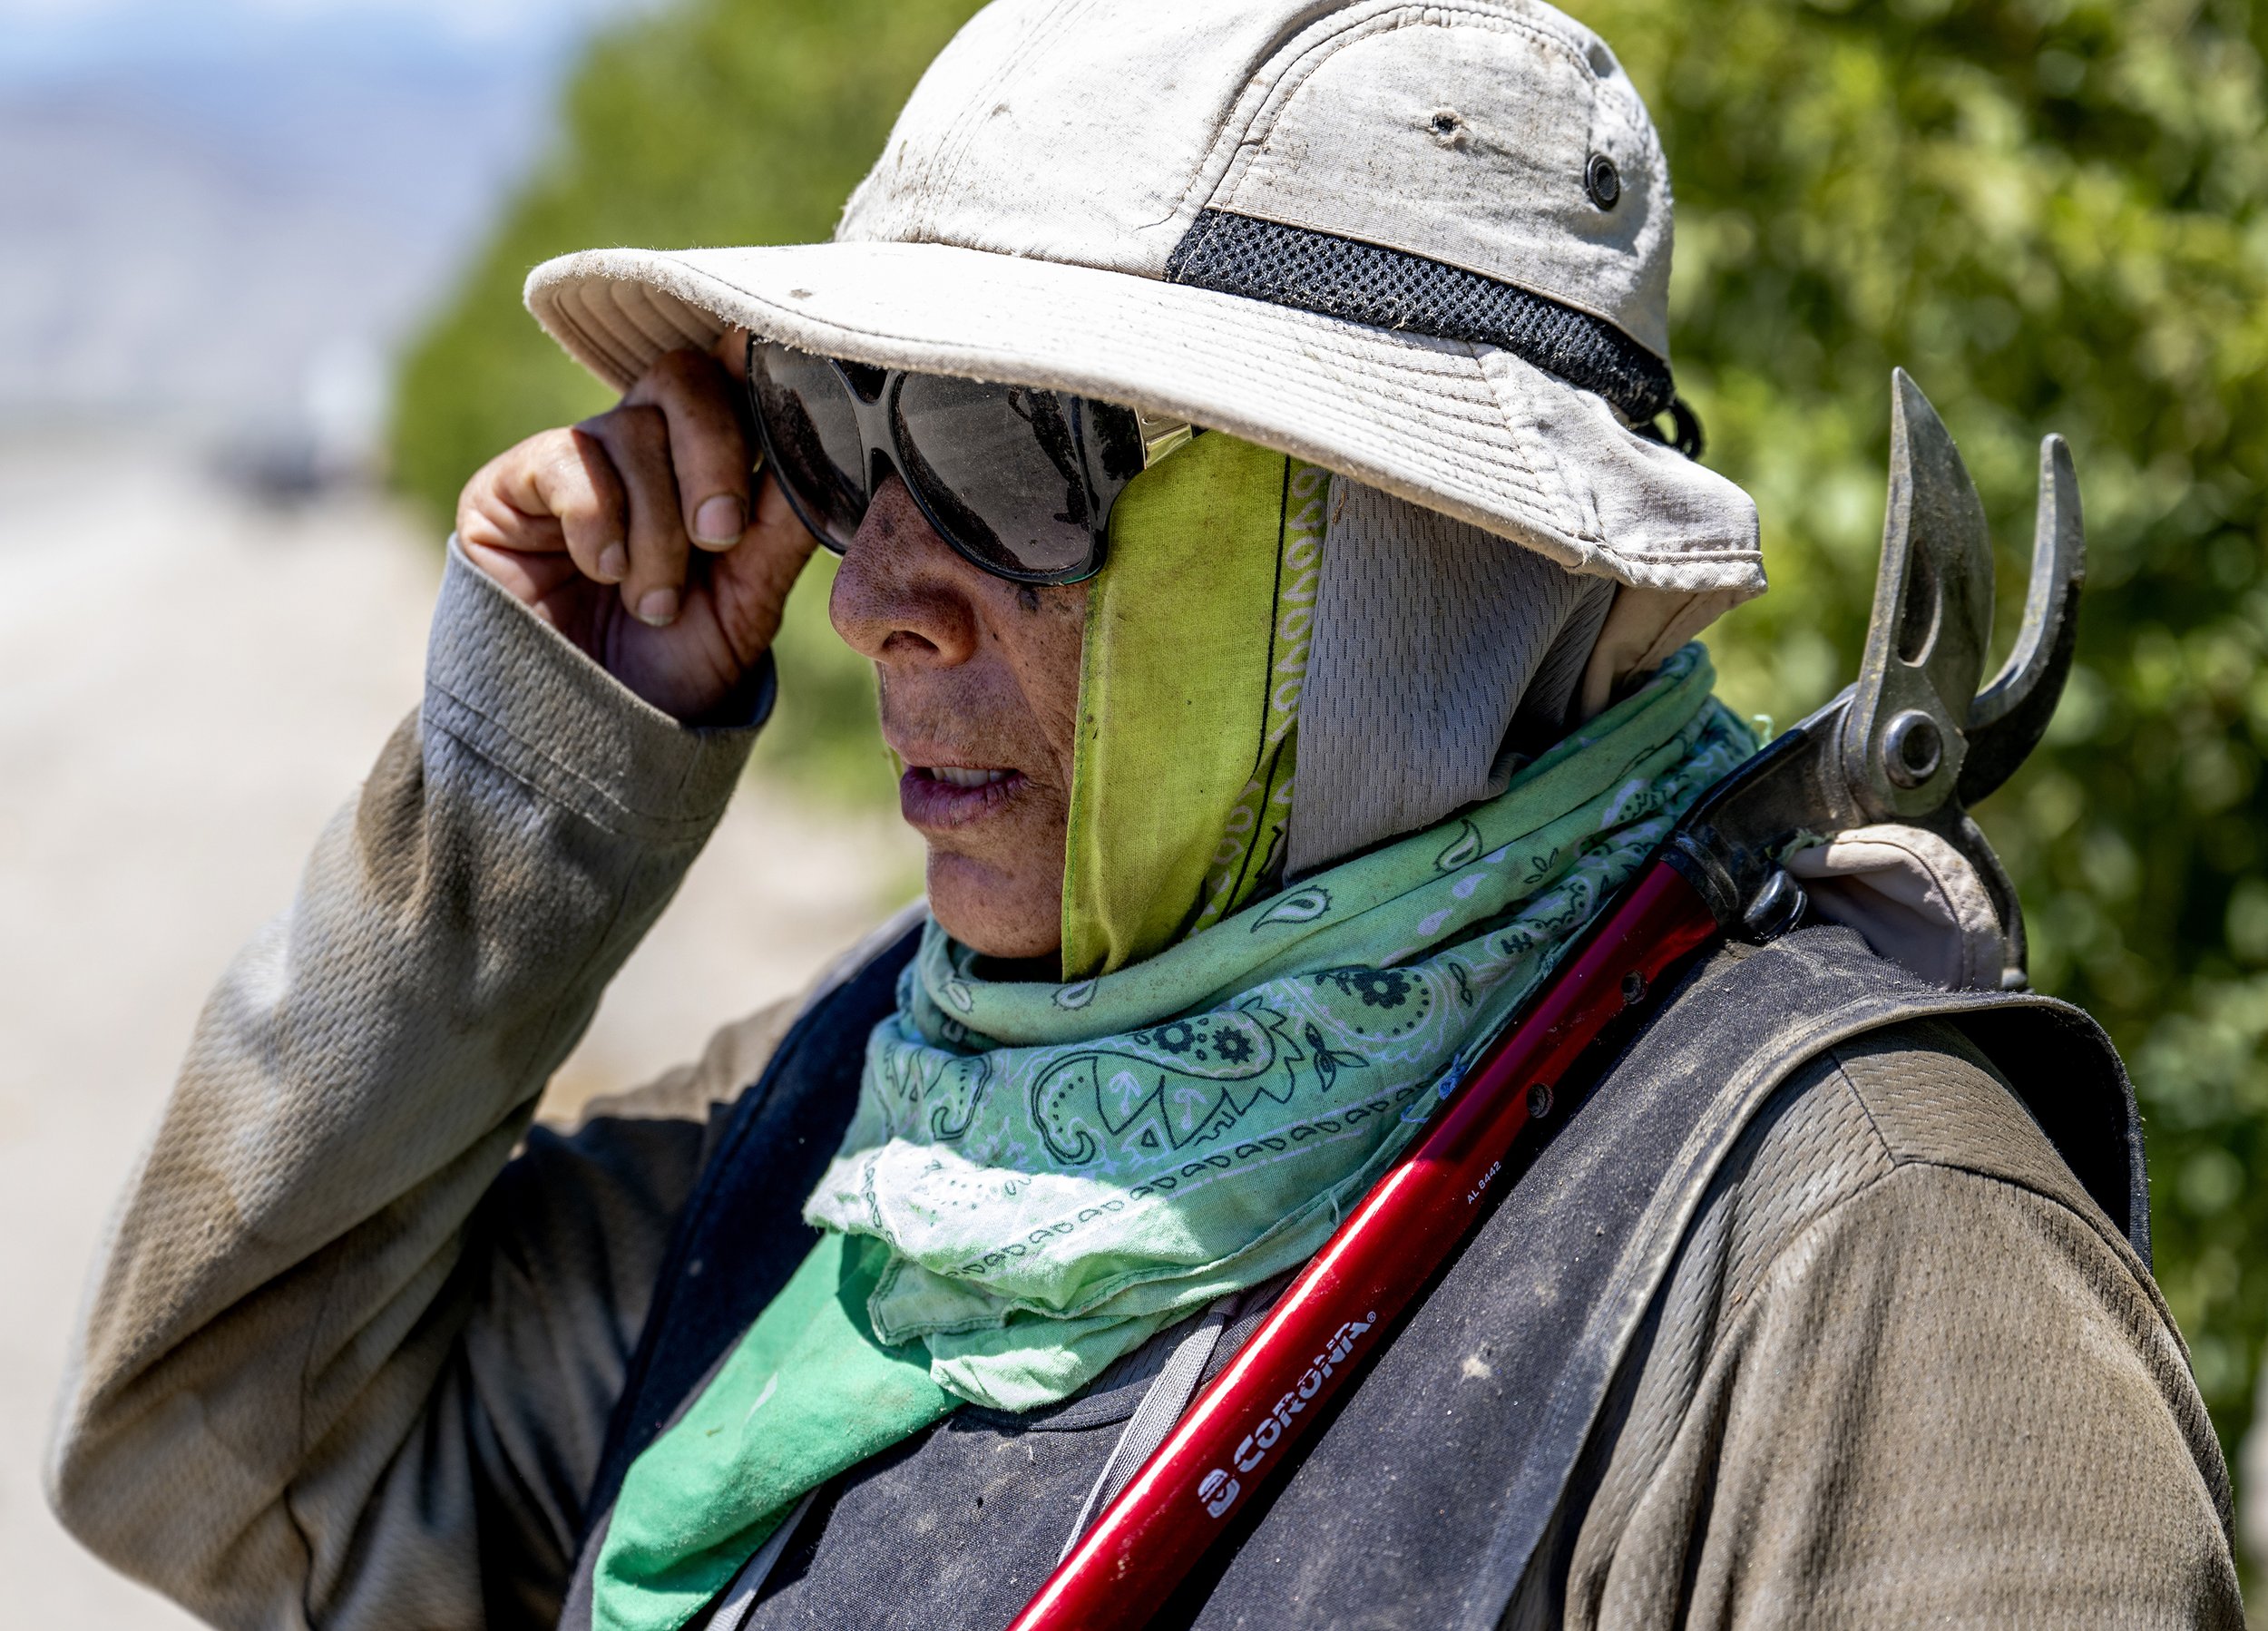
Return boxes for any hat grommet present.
[1585,151,1621,210]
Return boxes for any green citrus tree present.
[393,0,2268,1492]
[1568,0,2268,1480]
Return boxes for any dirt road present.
[0,432,917,1624]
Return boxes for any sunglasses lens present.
[748,343,865,549]
[894,373,1097,580]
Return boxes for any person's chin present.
[922,845,1063,964]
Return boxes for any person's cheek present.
[1018,581,1089,795]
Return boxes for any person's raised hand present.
[455,332,816,722]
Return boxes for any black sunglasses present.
[745,337,1195,585]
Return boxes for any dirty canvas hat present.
[525,0,1763,600]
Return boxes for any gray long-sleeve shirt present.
[48,546,2243,1627]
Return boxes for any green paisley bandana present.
[598,645,1752,1630]
[808,644,1753,1411]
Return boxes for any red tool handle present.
[1006,857,1723,1631]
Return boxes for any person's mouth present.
[897,761,1030,829]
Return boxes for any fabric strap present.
[1057,1296,1235,1562]
[702,1490,816,1631]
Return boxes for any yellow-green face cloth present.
[1060,433,1328,979]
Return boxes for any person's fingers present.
[456,462,562,557]
[457,428,628,584]
[625,347,753,555]
[580,402,689,626]
[525,429,631,582]
[709,326,750,383]
[457,443,558,555]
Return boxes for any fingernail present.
[693,494,745,546]
[635,588,679,627]
[597,542,628,581]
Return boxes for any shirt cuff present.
[420,536,774,842]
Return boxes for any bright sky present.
[0,0,660,425]
[0,0,655,79]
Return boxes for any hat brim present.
[525,241,1762,598]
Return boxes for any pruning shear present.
[1670,366,2086,990]
[1007,370,2087,1631]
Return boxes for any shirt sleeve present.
[1566,1033,2243,1631]
[45,542,782,1630]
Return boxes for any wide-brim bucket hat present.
[525,0,1763,603]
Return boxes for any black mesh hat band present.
[1165,209,1702,457]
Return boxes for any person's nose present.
[828,474,984,667]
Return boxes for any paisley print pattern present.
[804,646,1753,1411]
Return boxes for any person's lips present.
[898,762,1028,828]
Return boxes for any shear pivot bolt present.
[1882,709,1943,787]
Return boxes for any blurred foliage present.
[1564,0,2268,1476]
[395,0,2268,1475]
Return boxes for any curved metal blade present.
[1839,370,1995,822]
[1958,434,2086,807]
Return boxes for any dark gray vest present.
[569,924,2142,1630]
